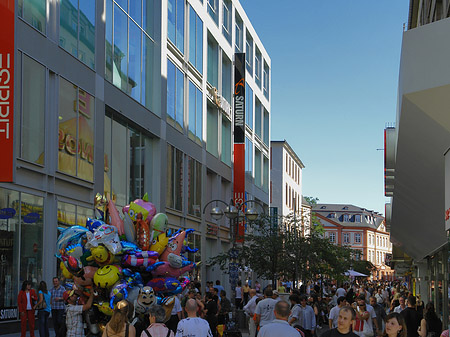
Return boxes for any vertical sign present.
[234,53,245,243]
[0,0,14,182]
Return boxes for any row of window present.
[368,250,388,265]
[245,139,269,192]
[327,212,362,223]
[327,231,362,244]
[166,144,202,217]
[285,154,301,185]
[285,184,301,211]
[368,233,390,248]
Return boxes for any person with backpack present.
[141,305,174,337]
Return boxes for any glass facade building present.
[4,0,270,328]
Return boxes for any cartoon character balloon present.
[122,193,157,223]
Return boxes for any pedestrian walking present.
[50,277,66,337]
[400,295,421,337]
[235,281,244,309]
[175,299,212,337]
[298,295,316,337]
[18,280,38,337]
[257,300,300,337]
[255,289,277,329]
[36,281,51,337]
[244,289,258,337]
[418,302,442,337]
[384,313,407,337]
[321,306,359,337]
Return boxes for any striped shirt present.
[51,286,66,310]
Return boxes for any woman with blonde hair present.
[103,300,136,337]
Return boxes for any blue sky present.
[242,1,410,214]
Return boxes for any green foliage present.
[208,202,354,285]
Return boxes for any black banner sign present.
[234,53,245,144]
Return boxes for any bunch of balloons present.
[56,193,198,330]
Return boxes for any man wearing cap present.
[272,290,281,302]
[65,289,94,337]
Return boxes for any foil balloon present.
[56,226,89,257]
[123,213,136,243]
[107,200,125,236]
[65,244,84,260]
[158,296,175,322]
[167,253,183,269]
[95,302,114,316]
[150,213,168,239]
[135,286,157,315]
[86,218,104,232]
[85,224,122,254]
[148,261,195,278]
[109,280,128,308]
[146,277,180,293]
[122,251,159,268]
[135,216,151,251]
[60,261,73,279]
[63,256,84,277]
[86,245,115,266]
[73,266,98,286]
[93,265,122,289]
[159,230,187,262]
[122,193,157,223]
[120,241,140,253]
[150,232,169,255]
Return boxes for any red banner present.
[0,0,14,182]
[233,143,245,243]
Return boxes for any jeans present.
[38,310,49,337]
[51,309,65,337]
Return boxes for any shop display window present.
[58,78,95,181]
[0,188,43,320]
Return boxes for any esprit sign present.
[0,0,14,182]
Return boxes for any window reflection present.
[113,5,128,92]
[21,55,46,165]
[129,22,142,100]
[187,157,202,217]
[166,144,183,211]
[19,0,46,34]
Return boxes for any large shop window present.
[187,157,202,217]
[58,78,95,182]
[245,137,253,178]
[18,0,46,33]
[0,188,44,316]
[168,0,184,53]
[167,60,184,131]
[59,0,95,69]
[105,0,156,112]
[222,0,232,44]
[245,84,253,129]
[166,144,183,211]
[57,201,93,227]
[104,114,154,209]
[20,54,46,165]
[221,116,231,166]
[206,105,218,157]
[222,55,232,104]
[188,81,203,144]
[189,6,203,74]
[207,35,219,89]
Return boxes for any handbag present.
[35,299,46,310]
[363,319,374,337]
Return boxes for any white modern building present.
[384,0,450,325]
[270,140,308,232]
[0,0,270,328]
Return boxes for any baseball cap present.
[63,290,77,303]
[273,290,279,295]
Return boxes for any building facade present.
[0,0,270,326]
[270,140,308,232]
[384,0,450,326]
[313,204,394,280]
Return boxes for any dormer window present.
[320,206,326,209]
[342,214,350,222]
[354,214,361,222]
[328,213,336,218]
[342,206,348,210]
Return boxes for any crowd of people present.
[16,278,448,337]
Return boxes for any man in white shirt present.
[167,295,182,333]
[244,289,258,337]
[328,296,347,329]
[357,295,378,334]
[255,289,277,328]
[175,299,212,337]
[257,300,300,337]
[394,296,407,313]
